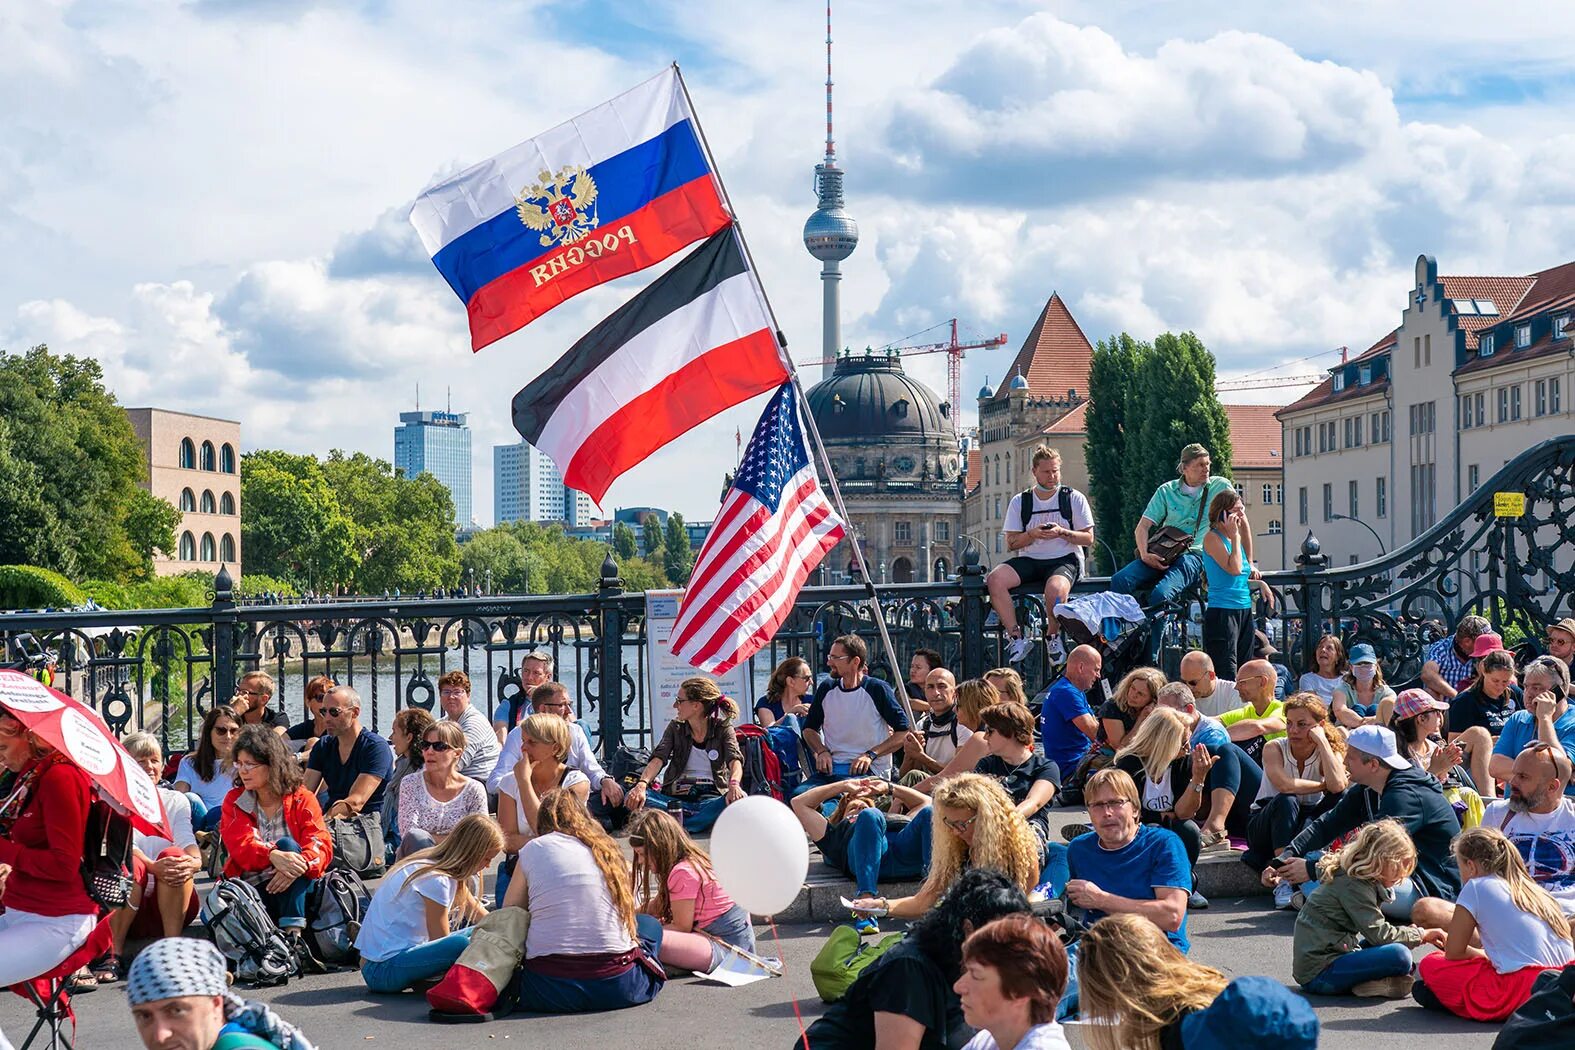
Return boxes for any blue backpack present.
[764,724,803,793]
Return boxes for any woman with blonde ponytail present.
[1414,826,1575,1020]
[625,677,744,833]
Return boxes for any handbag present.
[1493,964,1575,1050]
[1146,481,1214,567]
[327,811,386,878]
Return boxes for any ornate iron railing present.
[5,437,1573,757]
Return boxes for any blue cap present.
[1348,642,1378,664]
[1180,976,1319,1050]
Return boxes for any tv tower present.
[802,2,859,383]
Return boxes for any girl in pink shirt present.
[630,809,756,972]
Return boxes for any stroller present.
[1053,593,1151,685]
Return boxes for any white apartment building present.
[494,441,595,526]
[1279,253,1575,566]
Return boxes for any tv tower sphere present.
[803,165,859,261]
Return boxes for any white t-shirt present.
[1297,673,1344,705]
[1192,679,1241,719]
[1456,874,1575,973]
[1483,799,1575,915]
[497,768,590,843]
[175,754,233,810]
[518,832,636,958]
[816,682,898,775]
[919,714,973,766]
[1002,487,1093,561]
[135,787,197,859]
[962,1023,1073,1050]
[1142,768,1175,812]
[354,863,458,962]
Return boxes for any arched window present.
[220,492,236,515]
[220,534,236,562]
[180,438,196,470]
[200,490,216,514]
[200,532,216,562]
[200,441,216,471]
[179,488,196,512]
[1005,452,1012,485]
[220,443,237,473]
[178,531,196,561]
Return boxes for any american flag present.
[670,383,845,674]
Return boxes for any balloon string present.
[769,917,810,1049]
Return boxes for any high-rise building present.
[495,440,594,525]
[394,410,472,527]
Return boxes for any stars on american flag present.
[734,385,810,510]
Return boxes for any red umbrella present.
[0,669,171,838]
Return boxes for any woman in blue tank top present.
[1202,490,1260,678]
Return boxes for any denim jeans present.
[700,904,756,968]
[1110,552,1204,662]
[361,930,475,993]
[842,808,931,896]
[1301,942,1414,995]
[259,835,316,930]
[641,789,728,834]
[1039,842,1070,898]
[396,828,437,860]
[1243,793,1339,872]
[1056,941,1082,1021]
[188,795,223,834]
[515,913,666,1014]
[495,855,516,909]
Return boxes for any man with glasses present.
[487,681,624,807]
[1178,651,1240,719]
[302,685,393,820]
[230,671,290,735]
[1482,741,1575,914]
[493,651,554,742]
[1546,620,1575,665]
[1216,659,1285,767]
[438,670,501,780]
[800,634,911,794]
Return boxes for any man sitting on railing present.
[492,650,554,743]
[489,681,624,808]
[302,686,393,821]
[798,634,910,795]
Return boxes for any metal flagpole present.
[673,63,916,726]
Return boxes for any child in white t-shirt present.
[1414,826,1575,1021]
[356,814,502,993]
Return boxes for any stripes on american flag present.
[670,383,845,674]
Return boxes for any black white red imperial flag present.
[510,227,789,503]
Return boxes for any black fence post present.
[958,546,986,679]
[211,566,237,710]
[1295,532,1328,673]
[596,555,625,762]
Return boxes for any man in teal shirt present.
[1111,443,1256,661]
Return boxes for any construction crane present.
[798,319,1009,408]
[1215,373,1327,391]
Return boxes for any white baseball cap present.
[1347,724,1410,770]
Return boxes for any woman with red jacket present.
[0,706,99,990]
[220,725,333,966]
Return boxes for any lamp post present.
[1327,513,1386,558]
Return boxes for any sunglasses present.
[629,835,647,848]
[420,740,455,752]
[942,813,978,833]
[238,688,269,697]
[212,726,240,737]
[322,706,355,718]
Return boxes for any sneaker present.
[1351,975,1415,999]
[1273,881,1295,910]
[1059,822,1092,843]
[1007,636,1035,664]
[1188,889,1210,911]
[1045,634,1067,663]
[852,915,880,936]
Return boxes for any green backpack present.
[810,924,905,1003]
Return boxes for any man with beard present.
[1482,742,1575,915]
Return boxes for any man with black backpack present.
[987,446,1095,665]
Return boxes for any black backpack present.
[201,878,298,986]
[1017,486,1075,532]
[310,865,371,965]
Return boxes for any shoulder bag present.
[1146,481,1213,567]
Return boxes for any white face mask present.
[1352,663,1377,683]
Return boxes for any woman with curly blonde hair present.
[1244,692,1349,898]
[851,773,1039,920]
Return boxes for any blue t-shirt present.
[307,727,395,814]
[1494,710,1575,797]
[1040,678,1093,775]
[1067,823,1191,952]
[1192,715,1229,751]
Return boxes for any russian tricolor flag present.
[409,67,731,352]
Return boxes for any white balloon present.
[709,795,809,916]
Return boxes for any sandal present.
[65,966,99,993]
[1199,828,1231,851]
[89,952,121,984]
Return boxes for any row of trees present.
[1083,331,1234,574]
[453,513,695,598]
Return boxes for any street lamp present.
[1327,513,1386,558]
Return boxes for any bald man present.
[1041,645,1103,780]
[899,668,971,778]
[1178,650,1241,719]
[1217,659,1286,767]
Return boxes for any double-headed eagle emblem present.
[515,165,600,247]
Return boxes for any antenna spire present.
[824,3,835,163]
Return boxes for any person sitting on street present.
[1177,650,1239,719]
[384,707,436,851]
[984,666,1030,711]
[1490,654,1575,797]
[395,720,487,860]
[106,733,204,981]
[757,657,814,728]
[793,777,933,934]
[1291,818,1444,998]
[910,679,1000,794]
[1422,614,1492,701]
[1389,687,1465,786]
[1039,645,1103,791]
[356,814,501,994]
[500,789,666,1014]
[220,726,334,970]
[976,701,1065,893]
[302,685,393,821]
[229,671,291,735]
[286,675,335,755]
[1201,489,1271,679]
[1331,644,1396,728]
[127,937,319,1050]
[906,647,943,710]
[629,809,756,973]
[1546,618,1575,666]
[988,446,1095,665]
[1098,667,1163,752]
[1485,742,1575,915]
[1449,643,1521,799]
[494,713,591,906]
[798,635,910,791]
[493,649,555,742]
[1111,708,1210,910]
[437,670,501,781]
[1297,634,1347,705]
[488,681,623,808]
[175,706,243,834]
[800,868,1033,1050]
[1216,658,1286,767]
[625,677,744,833]
[953,914,1072,1050]
[1151,682,1263,854]
[1242,694,1347,908]
[898,667,971,782]
[1263,724,1461,925]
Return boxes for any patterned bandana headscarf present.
[126,938,319,1050]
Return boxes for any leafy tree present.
[612,521,638,561]
[662,513,693,583]
[1122,332,1233,536]
[321,451,461,594]
[640,516,665,557]
[0,418,68,570]
[122,488,181,580]
[0,565,86,610]
[233,574,300,601]
[1083,333,1147,572]
[241,451,358,591]
[616,555,669,593]
[460,527,532,593]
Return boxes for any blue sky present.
[5,1,1575,524]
